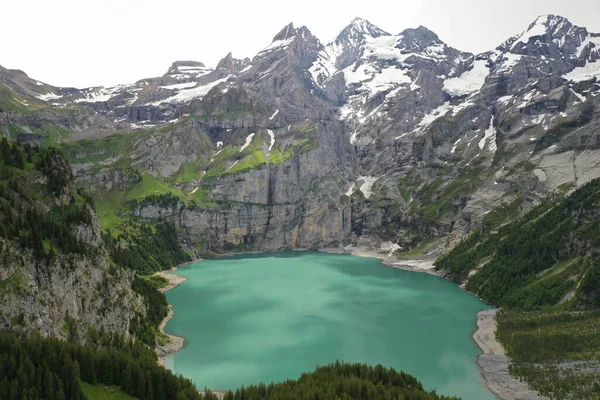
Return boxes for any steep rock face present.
[310,17,390,90]
[0,249,137,340]
[181,135,352,250]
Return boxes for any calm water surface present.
[165,252,495,399]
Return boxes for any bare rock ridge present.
[0,15,599,255]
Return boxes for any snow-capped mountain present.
[2,14,599,253]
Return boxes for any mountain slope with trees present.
[436,178,600,399]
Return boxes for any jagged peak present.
[273,22,296,42]
[499,14,593,54]
[216,52,234,68]
[258,23,320,58]
[335,17,389,44]
[216,52,251,74]
[524,14,570,35]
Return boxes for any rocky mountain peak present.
[336,17,390,44]
[272,22,296,42]
[256,23,322,68]
[501,14,596,58]
[166,60,206,75]
[308,18,390,86]
[396,26,443,52]
[215,52,251,74]
[163,60,213,82]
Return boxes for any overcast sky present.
[2,0,597,88]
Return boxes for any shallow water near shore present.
[164,251,495,399]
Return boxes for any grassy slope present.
[80,382,139,400]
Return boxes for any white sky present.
[2,0,597,88]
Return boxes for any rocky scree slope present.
[1,14,600,256]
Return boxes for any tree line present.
[0,330,205,400]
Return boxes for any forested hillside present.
[436,177,600,310]
[0,331,204,400]
[436,179,600,399]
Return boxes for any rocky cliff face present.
[2,14,599,256]
[0,144,139,341]
[0,247,138,340]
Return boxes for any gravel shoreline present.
[318,246,440,275]
[474,309,548,400]
[154,270,188,367]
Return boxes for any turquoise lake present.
[164,252,495,399]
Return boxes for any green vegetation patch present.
[481,195,525,231]
[0,83,48,115]
[0,330,204,400]
[174,159,206,183]
[125,174,186,203]
[58,133,136,163]
[225,150,266,175]
[80,382,140,400]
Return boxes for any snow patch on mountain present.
[345,182,356,197]
[150,77,228,105]
[495,53,522,73]
[512,15,550,50]
[309,43,343,85]
[417,103,453,130]
[259,37,295,55]
[443,59,490,96]
[563,60,600,82]
[74,86,128,103]
[37,92,62,101]
[240,133,255,152]
[343,64,411,95]
[478,117,497,153]
[159,82,198,91]
[357,176,380,199]
[267,129,275,153]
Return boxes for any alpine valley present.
[1,13,600,400]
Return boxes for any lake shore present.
[154,267,192,367]
[319,246,440,276]
[474,309,548,400]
